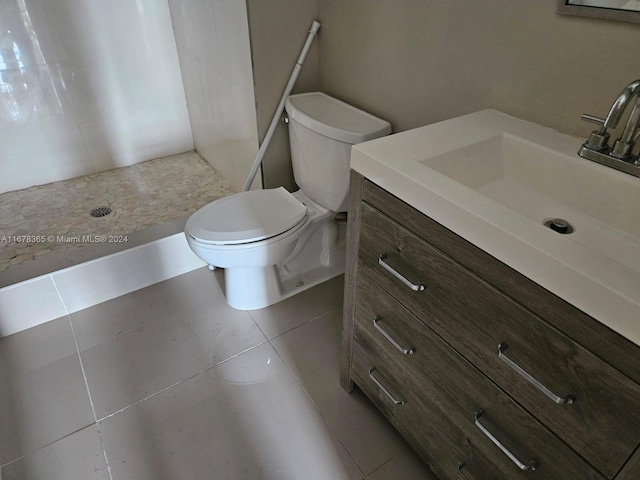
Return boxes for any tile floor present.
[0,269,437,479]
[0,151,235,272]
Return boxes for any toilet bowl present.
[186,187,309,268]
[185,188,338,310]
[185,92,391,310]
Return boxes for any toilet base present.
[223,261,344,311]
[224,266,281,310]
[221,219,346,310]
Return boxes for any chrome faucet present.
[579,79,640,178]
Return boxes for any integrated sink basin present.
[350,109,640,346]
[421,133,640,273]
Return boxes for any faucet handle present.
[581,114,605,126]
[581,113,610,151]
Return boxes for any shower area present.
[0,0,259,276]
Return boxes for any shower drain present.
[90,206,112,218]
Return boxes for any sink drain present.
[90,206,112,218]
[544,218,573,234]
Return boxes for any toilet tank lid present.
[186,187,307,244]
[285,92,391,144]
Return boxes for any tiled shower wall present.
[0,0,194,194]
[169,0,259,192]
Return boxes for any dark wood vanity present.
[341,171,640,480]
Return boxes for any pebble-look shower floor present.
[0,151,235,272]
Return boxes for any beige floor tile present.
[366,448,438,480]
[70,268,267,419]
[248,274,345,339]
[0,317,94,465]
[99,342,364,480]
[272,309,408,475]
[1,263,432,479]
[0,426,110,480]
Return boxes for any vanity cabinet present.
[341,171,640,480]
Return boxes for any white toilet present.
[185,92,391,310]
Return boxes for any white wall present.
[169,0,259,192]
[0,0,194,194]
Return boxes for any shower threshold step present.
[0,220,206,338]
[0,217,190,288]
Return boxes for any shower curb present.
[0,233,206,337]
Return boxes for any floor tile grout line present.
[52,274,110,477]
[250,305,345,343]
[363,448,415,479]
[2,275,100,470]
[52,274,264,480]
[270,342,366,478]
[67,309,113,480]
[0,423,96,469]
[267,318,367,479]
[363,451,398,479]
[95,423,115,480]
[4,275,361,476]
[0,453,25,470]
[52,275,100,423]
[95,339,270,423]
[68,318,99,423]
[246,310,269,340]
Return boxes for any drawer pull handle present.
[378,253,426,291]
[457,462,471,479]
[373,316,416,355]
[498,343,575,405]
[474,409,537,471]
[369,367,406,405]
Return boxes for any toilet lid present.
[186,187,307,245]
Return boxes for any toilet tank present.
[284,92,391,212]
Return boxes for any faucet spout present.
[578,78,640,177]
[602,79,640,130]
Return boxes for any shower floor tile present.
[0,151,235,272]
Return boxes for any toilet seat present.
[185,187,307,245]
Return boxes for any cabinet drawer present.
[357,202,640,477]
[351,338,505,480]
[352,275,604,480]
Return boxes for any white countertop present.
[351,109,640,347]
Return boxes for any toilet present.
[185,92,391,310]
